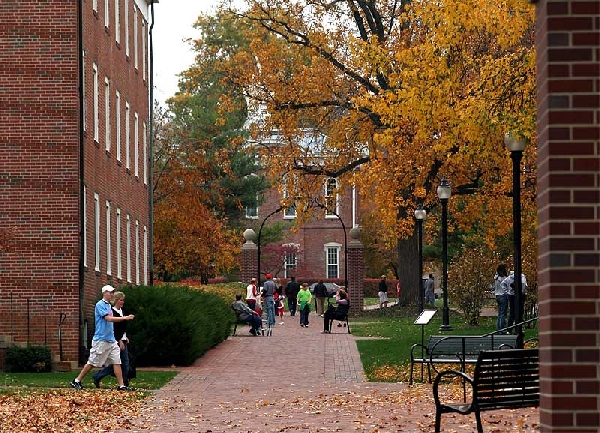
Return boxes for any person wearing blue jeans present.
[93,291,131,388]
[262,273,277,327]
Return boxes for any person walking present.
[70,285,134,391]
[262,273,277,328]
[313,280,327,316]
[246,277,259,312]
[424,274,436,307]
[378,275,388,308]
[285,276,300,317]
[504,270,528,332]
[494,264,509,332]
[92,291,132,388]
[297,283,312,328]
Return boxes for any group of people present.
[70,284,134,391]
[494,263,528,332]
[232,275,350,334]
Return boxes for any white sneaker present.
[280,322,284,325]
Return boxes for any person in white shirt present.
[246,277,259,312]
[502,270,528,331]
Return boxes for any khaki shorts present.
[378,291,388,303]
[87,340,121,367]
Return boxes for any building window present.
[126,214,131,283]
[143,121,147,184]
[104,0,109,27]
[124,0,129,57]
[135,219,140,285]
[143,225,148,285]
[245,195,258,219]
[93,0,98,13]
[115,91,121,161]
[116,208,122,279]
[325,177,338,217]
[115,0,120,44]
[142,20,147,79]
[83,185,88,268]
[125,101,130,169]
[82,51,86,132]
[93,63,99,143]
[104,77,110,152]
[134,112,139,177]
[106,200,112,276]
[133,7,138,69]
[283,244,299,278]
[94,193,100,272]
[325,243,341,279]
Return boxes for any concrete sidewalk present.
[113,311,537,433]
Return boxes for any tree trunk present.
[397,230,419,312]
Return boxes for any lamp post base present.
[439,307,453,331]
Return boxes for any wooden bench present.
[433,348,539,432]
[409,334,519,385]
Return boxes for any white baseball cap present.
[101,285,115,293]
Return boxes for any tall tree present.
[207,0,537,304]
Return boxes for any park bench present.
[433,348,539,432]
[409,334,519,385]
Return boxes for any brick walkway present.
[113,312,539,433]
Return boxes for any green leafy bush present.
[123,284,234,367]
[5,345,52,373]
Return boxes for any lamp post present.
[414,204,426,314]
[504,132,527,348]
[257,206,284,285]
[437,178,452,331]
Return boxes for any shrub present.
[123,284,234,367]
[5,345,52,372]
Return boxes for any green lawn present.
[0,369,178,393]
[351,307,538,382]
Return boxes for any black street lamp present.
[437,178,452,331]
[414,204,426,314]
[257,206,284,285]
[504,132,528,348]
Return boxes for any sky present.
[151,1,219,106]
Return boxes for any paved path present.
[113,312,538,433]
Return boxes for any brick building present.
[0,0,153,366]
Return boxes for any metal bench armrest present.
[433,369,475,407]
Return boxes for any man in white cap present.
[70,284,135,391]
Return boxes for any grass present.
[0,369,179,393]
[351,306,538,382]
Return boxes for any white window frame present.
[325,177,339,217]
[94,193,100,272]
[115,90,121,161]
[104,0,109,27]
[126,214,131,283]
[133,7,138,69]
[143,225,148,285]
[83,185,88,268]
[116,208,122,279]
[142,20,147,79]
[82,51,86,132]
[325,242,341,279]
[143,121,147,184]
[106,200,112,276]
[115,0,120,44]
[245,194,258,219]
[134,112,139,177]
[93,63,99,143]
[283,243,299,278]
[124,0,129,57]
[135,219,140,285]
[104,77,110,152]
[125,101,130,169]
[93,0,98,13]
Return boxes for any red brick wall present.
[536,0,600,430]
[0,0,150,365]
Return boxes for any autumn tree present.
[205,0,537,306]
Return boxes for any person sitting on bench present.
[323,289,349,333]
[232,294,262,336]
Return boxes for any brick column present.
[241,229,258,286]
[347,227,364,315]
[536,1,600,431]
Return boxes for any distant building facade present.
[0,0,153,365]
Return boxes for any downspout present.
[77,0,86,363]
[148,1,156,284]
